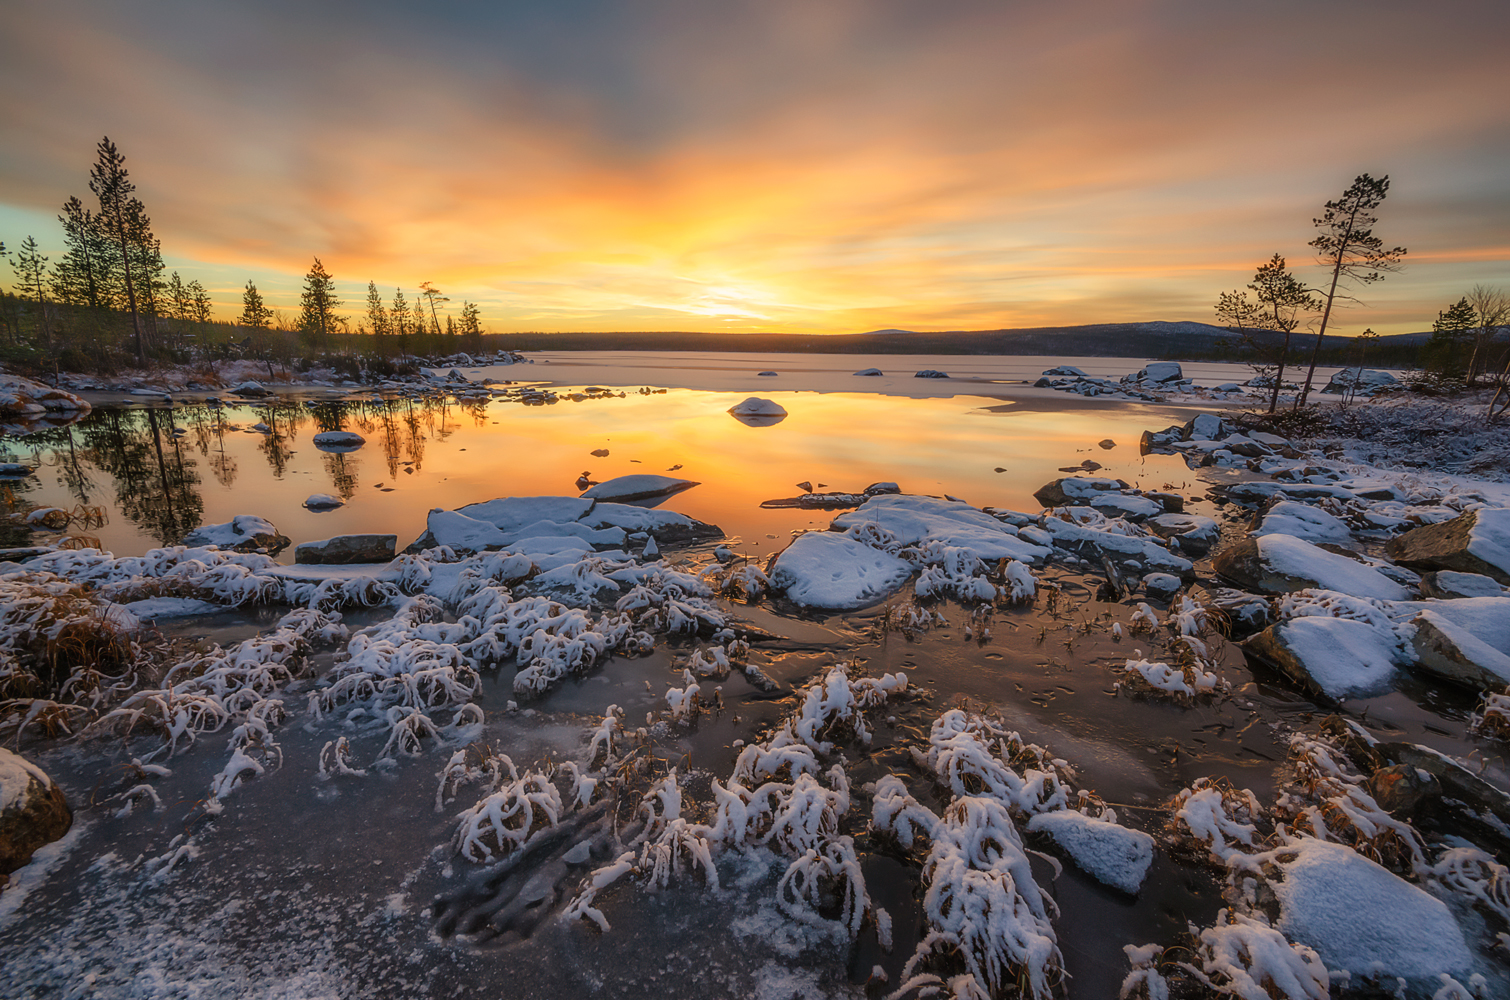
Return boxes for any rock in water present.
[1128,361,1182,384]
[579,475,700,505]
[1244,617,1402,700]
[312,430,366,453]
[1025,811,1154,894]
[913,369,950,379]
[1,748,72,874]
[727,397,787,417]
[769,532,912,609]
[1409,598,1510,690]
[852,368,884,376]
[1386,508,1510,585]
[1212,534,1408,600]
[294,534,398,565]
[182,515,290,554]
[303,493,345,510]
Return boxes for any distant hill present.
[487,321,1438,364]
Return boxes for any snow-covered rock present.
[1182,412,1229,440]
[831,494,1051,563]
[181,515,289,553]
[1,748,71,874]
[1041,517,1193,578]
[1387,508,1510,585]
[1213,534,1409,601]
[303,493,344,510]
[579,475,700,504]
[1126,361,1182,384]
[1322,368,1398,396]
[1253,501,1353,545]
[312,430,366,452]
[1409,597,1510,690]
[0,374,91,418]
[769,532,912,609]
[1269,838,1472,980]
[1245,616,1403,699]
[1025,811,1153,894]
[852,368,884,376]
[913,369,949,379]
[459,496,597,533]
[229,380,271,397]
[1420,570,1509,600]
[1143,573,1182,600]
[1147,513,1220,556]
[727,397,787,417]
[119,597,223,619]
[422,510,509,552]
[1041,365,1088,377]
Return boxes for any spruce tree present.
[240,280,273,329]
[298,257,340,352]
[366,280,389,353]
[189,279,212,324]
[9,235,51,344]
[460,300,483,354]
[52,196,108,309]
[1297,174,1407,406]
[1423,297,1478,387]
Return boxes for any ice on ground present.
[1254,501,1354,545]
[1267,838,1473,980]
[830,494,1050,564]
[579,474,699,504]
[728,397,788,416]
[1255,533,1410,601]
[118,597,224,619]
[1025,811,1153,894]
[769,532,912,609]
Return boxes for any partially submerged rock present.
[294,534,398,565]
[1025,811,1153,894]
[1420,570,1508,599]
[303,493,345,510]
[312,430,366,453]
[181,515,290,554]
[831,494,1051,563]
[1126,361,1182,384]
[1147,513,1220,556]
[1213,534,1408,601]
[852,368,883,376]
[1,748,72,874]
[1252,501,1353,545]
[579,474,699,505]
[769,531,913,609]
[727,397,787,417]
[1244,617,1402,700]
[1032,477,1130,509]
[1386,508,1510,585]
[0,374,91,417]
[230,380,272,397]
[913,369,949,379]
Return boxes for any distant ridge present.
[490,321,1433,359]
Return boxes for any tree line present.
[1215,173,1509,417]
[1,137,491,373]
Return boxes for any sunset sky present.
[2,0,1507,336]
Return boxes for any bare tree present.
[1463,285,1510,384]
[1296,174,1407,407]
[1215,253,1318,413]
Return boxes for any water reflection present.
[0,389,1200,558]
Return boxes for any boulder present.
[294,534,398,565]
[728,397,787,417]
[1204,587,1272,638]
[1386,508,1510,584]
[1032,476,1131,509]
[852,368,884,376]
[1243,616,1402,700]
[1409,599,1510,690]
[1181,412,1229,441]
[1024,811,1153,894]
[1420,570,1508,599]
[1252,501,1353,545]
[1042,365,1088,377]
[1127,361,1182,384]
[1,748,72,874]
[1147,513,1220,556]
[1212,534,1408,600]
[1142,573,1182,601]
[913,370,950,379]
[230,380,272,397]
[769,532,912,610]
[1323,368,1398,396]
[182,515,289,553]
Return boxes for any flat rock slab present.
[1386,508,1510,585]
[580,474,699,505]
[295,534,398,565]
[1213,534,1408,601]
[1244,616,1401,700]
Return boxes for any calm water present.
[0,387,1208,559]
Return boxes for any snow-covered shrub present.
[921,709,1071,817]
[1168,778,1265,864]
[454,768,564,862]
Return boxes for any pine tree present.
[240,280,273,329]
[391,288,409,355]
[1214,254,1318,413]
[189,279,212,324]
[168,271,190,322]
[1297,174,1407,406]
[459,300,483,354]
[9,235,50,343]
[89,137,154,363]
[419,281,448,335]
[366,280,389,353]
[52,196,108,308]
[298,257,341,352]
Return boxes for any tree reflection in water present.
[0,395,478,548]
